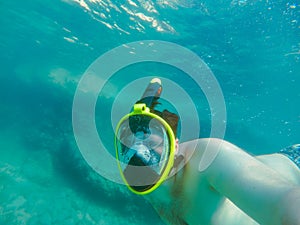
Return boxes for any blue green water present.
[0,0,299,224]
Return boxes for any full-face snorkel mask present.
[115,78,179,195]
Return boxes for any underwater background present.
[0,0,299,224]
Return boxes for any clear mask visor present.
[116,116,170,175]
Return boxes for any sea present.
[0,0,299,224]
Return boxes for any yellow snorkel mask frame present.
[115,103,176,195]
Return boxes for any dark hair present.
[153,109,179,137]
[137,97,180,138]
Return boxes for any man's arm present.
[280,187,300,225]
[190,138,300,225]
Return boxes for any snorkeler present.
[115,78,300,225]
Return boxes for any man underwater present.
[115,78,300,225]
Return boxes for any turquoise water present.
[0,0,299,224]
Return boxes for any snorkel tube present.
[115,78,177,195]
[139,78,162,108]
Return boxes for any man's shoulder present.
[256,153,300,185]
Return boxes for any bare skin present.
[144,138,300,225]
